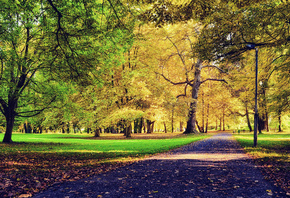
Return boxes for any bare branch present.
[166,37,187,67]
[16,96,56,118]
[201,78,227,84]
[176,84,189,98]
[155,72,190,85]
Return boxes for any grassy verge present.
[234,132,290,194]
[0,132,210,197]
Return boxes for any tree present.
[196,0,289,61]
[147,21,227,134]
[0,0,134,143]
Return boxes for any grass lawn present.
[0,132,210,197]
[234,132,290,194]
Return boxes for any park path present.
[33,133,287,198]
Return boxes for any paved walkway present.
[33,133,287,198]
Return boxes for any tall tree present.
[0,0,134,143]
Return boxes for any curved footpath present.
[33,133,288,198]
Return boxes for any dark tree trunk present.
[134,118,142,133]
[245,103,252,132]
[215,117,218,130]
[164,122,167,133]
[24,123,28,133]
[3,98,19,143]
[201,92,205,130]
[222,108,225,131]
[180,121,184,132]
[66,123,70,134]
[94,128,101,137]
[258,85,268,133]
[196,120,204,133]
[278,110,282,132]
[147,120,155,133]
[184,59,202,134]
[258,114,266,134]
[266,112,269,132]
[171,109,174,133]
[151,122,155,133]
[205,103,209,133]
[125,123,132,138]
[3,115,15,143]
[39,126,43,134]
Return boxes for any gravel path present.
[33,133,287,198]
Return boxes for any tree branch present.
[166,36,186,67]
[201,78,227,84]
[176,84,189,98]
[155,72,191,85]
[16,96,56,118]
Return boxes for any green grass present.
[234,133,290,162]
[0,133,210,160]
[234,133,290,154]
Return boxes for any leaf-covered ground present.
[32,133,288,198]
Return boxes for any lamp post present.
[246,44,258,147]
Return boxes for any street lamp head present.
[246,44,256,49]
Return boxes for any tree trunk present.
[184,59,202,134]
[151,122,155,133]
[222,108,225,131]
[94,128,101,137]
[258,85,268,133]
[205,103,209,133]
[24,122,28,133]
[134,118,143,133]
[126,123,132,138]
[245,103,252,132]
[215,117,218,130]
[201,92,205,130]
[196,120,203,133]
[3,115,15,143]
[3,98,18,143]
[258,114,266,134]
[171,109,174,133]
[278,110,282,132]
[164,122,167,133]
[180,121,184,132]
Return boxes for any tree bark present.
[164,122,167,133]
[3,99,18,143]
[94,128,101,137]
[245,103,252,132]
[278,110,282,132]
[205,103,209,133]
[180,121,184,132]
[171,109,174,133]
[184,59,202,134]
[3,115,15,143]
[201,92,205,130]
[195,120,203,133]
[126,123,132,138]
[222,107,225,131]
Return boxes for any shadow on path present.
[33,133,287,198]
